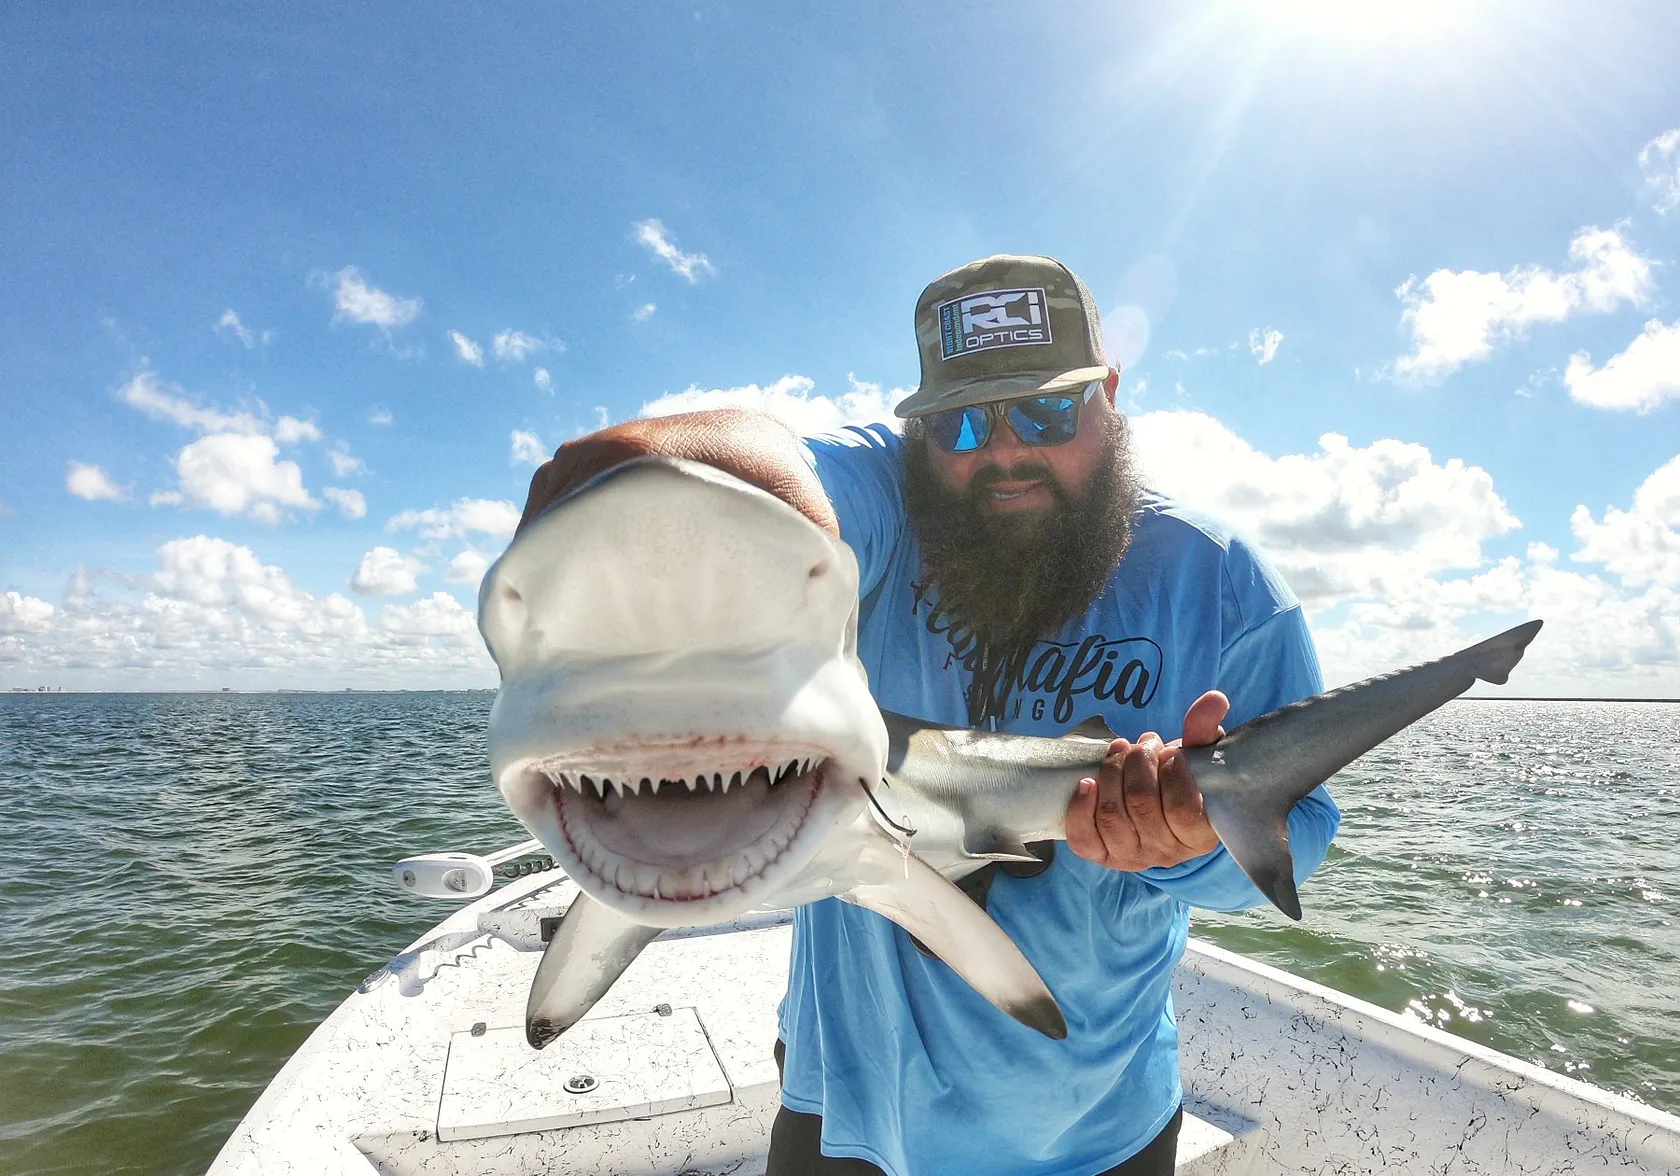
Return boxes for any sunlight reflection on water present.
[1,694,1676,1174]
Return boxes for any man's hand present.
[1065,691,1229,871]
[517,411,839,537]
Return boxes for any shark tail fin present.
[525,893,662,1049]
[1459,618,1543,686]
[1187,619,1544,922]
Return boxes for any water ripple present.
[2,694,1677,1173]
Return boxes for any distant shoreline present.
[1458,695,1680,703]
[1,688,497,696]
[4,689,1676,703]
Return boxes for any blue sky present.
[3,2,1679,694]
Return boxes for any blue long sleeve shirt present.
[777,423,1341,1176]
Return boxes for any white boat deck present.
[209,871,1680,1175]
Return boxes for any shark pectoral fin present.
[525,893,662,1049]
[960,833,1041,864]
[1202,790,1302,920]
[844,838,1067,1040]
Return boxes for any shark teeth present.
[543,752,827,801]
[549,758,824,903]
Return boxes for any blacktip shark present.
[478,456,1542,1047]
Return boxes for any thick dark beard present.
[903,409,1141,725]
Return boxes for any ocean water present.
[0,693,1676,1175]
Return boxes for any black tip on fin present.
[527,1020,561,1050]
[1199,789,1305,922]
[1013,997,1069,1040]
[1253,864,1303,921]
[1021,1001,1061,1034]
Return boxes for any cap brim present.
[895,365,1111,419]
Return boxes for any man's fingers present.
[518,459,561,532]
[516,433,660,535]
[1157,752,1219,854]
[1091,742,1142,865]
[1122,737,1187,859]
[1064,777,1106,863]
[1182,690,1230,747]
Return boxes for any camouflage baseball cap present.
[895,254,1111,419]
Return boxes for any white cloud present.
[169,433,320,525]
[352,546,426,596]
[326,446,365,477]
[119,371,329,453]
[0,590,55,633]
[1309,551,1680,696]
[273,416,322,444]
[66,461,127,502]
[1113,411,1680,694]
[149,490,183,507]
[510,430,548,466]
[1393,226,1655,383]
[640,374,911,435]
[633,219,716,283]
[448,330,485,365]
[492,330,549,362]
[443,549,492,587]
[1130,410,1520,607]
[0,537,493,689]
[381,591,478,640]
[1248,327,1283,365]
[533,367,553,393]
[1564,319,1680,414]
[322,486,367,520]
[633,303,657,323]
[216,310,270,348]
[367,407,394,427]
[151,535,296,609]
[1570,454,1680,587]
[120,370,267,434]
[1639,127,1680,214]
[329,266,421,329]
[387,498,520,542]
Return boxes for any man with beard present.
[517,255,1340,1176]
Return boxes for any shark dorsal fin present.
[1067,714,1119,742]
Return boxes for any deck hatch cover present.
[436,1007,732,1141]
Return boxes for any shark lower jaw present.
[511,743,852,926]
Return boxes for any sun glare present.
[1255,0,1468,44]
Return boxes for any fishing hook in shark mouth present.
[523,742,843,912]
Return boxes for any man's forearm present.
[518,409,837,535]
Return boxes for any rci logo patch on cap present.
[937,287,1052,361]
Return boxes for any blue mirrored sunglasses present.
[925,381,1101,454]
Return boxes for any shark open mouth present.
[530,743,836,907]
